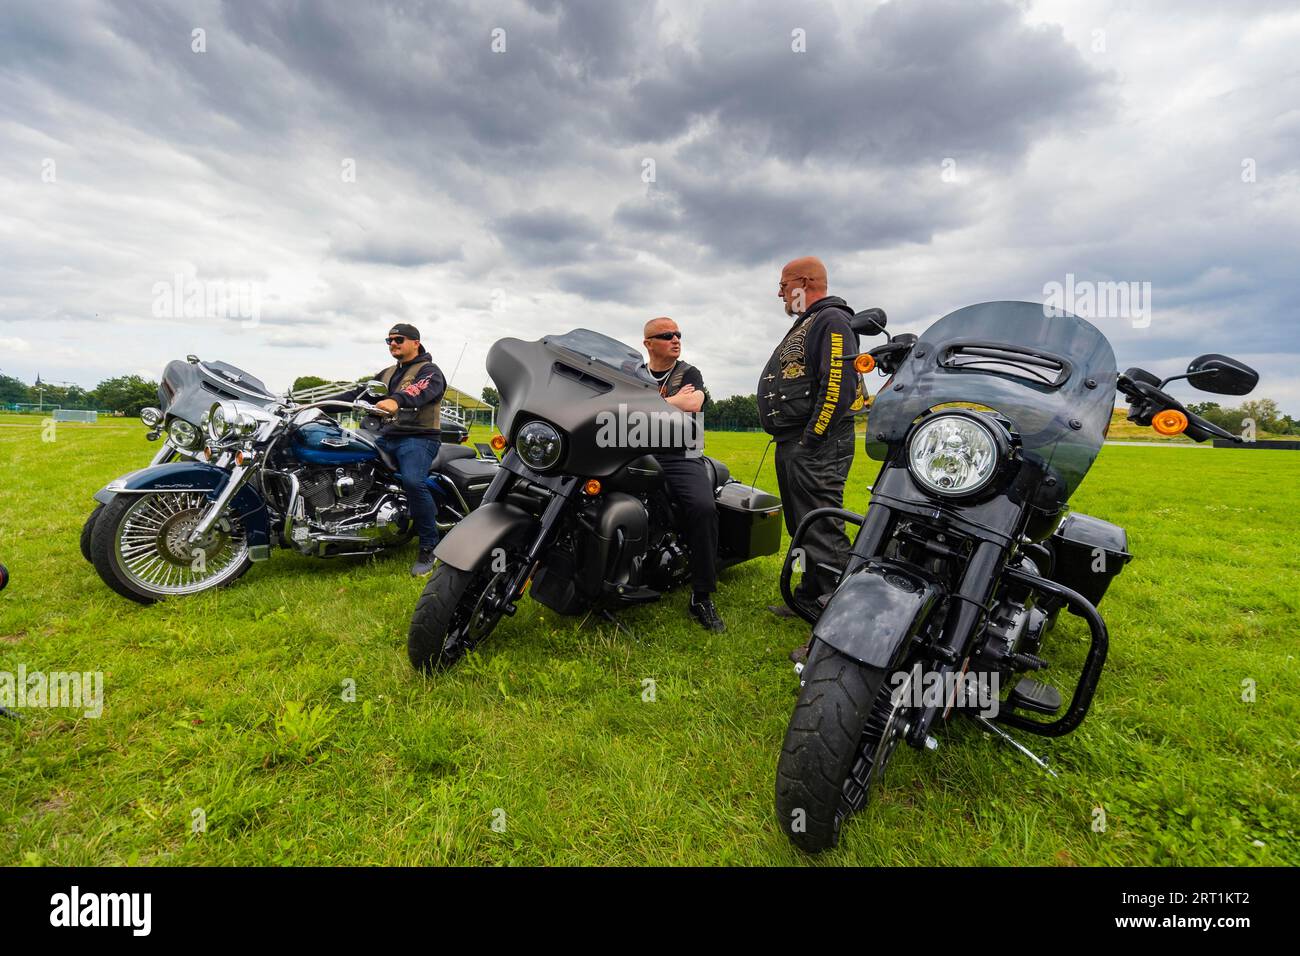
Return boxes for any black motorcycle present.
[774,300,1258,852]
[86,355,485,603]
[407,328,783,671]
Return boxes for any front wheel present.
[79,503,105,562]
[408,561,516,672]
[89,491,251,603]
[775,643,912,853]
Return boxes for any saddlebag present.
[442,457,499,510]
[1047,512,1132,608]
[716,481,783,567]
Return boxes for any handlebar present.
[1117,371,1241,444]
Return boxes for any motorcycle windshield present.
[159,359,278,424]
[866,301,1117,500]
[489,328,687,477]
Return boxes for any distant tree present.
[0,374,28,404]
[705,393,760,430]
[292,375,331,392]
[481,386,500,407]
[1187,401,1221,415]
[1238,398,1282,433]
[93,375,158,415]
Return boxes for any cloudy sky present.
[2,0,1297,413]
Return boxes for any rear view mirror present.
[365,380,387,398]
[851,308,887,336]
[1185,354,1258,396]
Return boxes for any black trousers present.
[774,421,855,609]
[655,454,719,594]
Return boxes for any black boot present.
[689,593,726,632]
[411,548,436,577]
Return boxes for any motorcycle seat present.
[430,443,477,473]
[703,456,731,493]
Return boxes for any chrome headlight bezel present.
[207,401,235,442]
[906,412,1005,497]
[515,420,563,472]
[140,406,163,428]
[166,418,201,450]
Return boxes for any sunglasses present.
[384,336,407,345]
[649,331,682,341]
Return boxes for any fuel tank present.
[289,419,379,465]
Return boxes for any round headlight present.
[907,414,1000,496]
[167,418,201,449]
[140,407,163,428]
[207,401,235,441]
[515,421,562,471]
[233,412,259,437]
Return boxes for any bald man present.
[757,257,866,658]
[642,316,725,632]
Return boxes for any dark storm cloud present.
[1,0,1295,409]
[552,261,671,304]
[331,234,463,268]
[620,0,1109,165]
[492,207,606,265]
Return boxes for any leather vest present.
[380,360,441,433]
[757,315,820,438]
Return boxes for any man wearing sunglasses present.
[335,323,447,576]
[758,257,865,661]
[642,317,725,632]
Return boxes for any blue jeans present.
[379,435,441,551]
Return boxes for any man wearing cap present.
[642,316,725,632]
[336,323,447,576]
[757,258,865,661]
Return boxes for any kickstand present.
[579,607,641,643]
[971,715,1059,778]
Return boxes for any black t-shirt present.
[647,362,708,408]
[646,361,708,457]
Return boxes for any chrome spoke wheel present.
[112,492,249,596]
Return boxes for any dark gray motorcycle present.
[407,329,783,671]
[775,300,1258,852]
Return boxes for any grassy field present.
[1,412,1296,866]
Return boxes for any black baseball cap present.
[388,323,420,341]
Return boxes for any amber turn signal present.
[583,479,602,496]
[854,353,876,374]
[490,434,507,451]
[1152,409,1188,436]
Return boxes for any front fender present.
[813,560,944,669]
[433,501,537,572]
[93,461,270,552]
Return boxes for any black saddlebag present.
[1047,512,1132,608]
[716,481,783,567]
[442,457,499,510]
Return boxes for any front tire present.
[408,561,514,672]
[80,503,104,562]
[775,643,907,853]
[90,491,252,604]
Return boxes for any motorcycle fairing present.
[813,559,944,669]
[866,301,1117,507]
[489,329,693,477]
[92,461,271,552]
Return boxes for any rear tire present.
[80,504,104,563]
[775,643,892,853]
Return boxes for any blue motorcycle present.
[86,356,496,603]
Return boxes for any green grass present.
[1,413,1296,866]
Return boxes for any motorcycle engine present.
[299,464,374,514]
